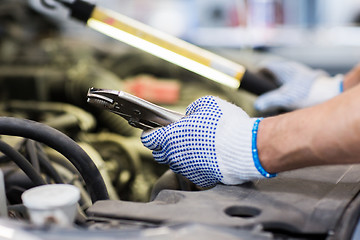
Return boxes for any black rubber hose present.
[25,140,40,173]
[36,143,64,184]
[0,117,109,202]
[0,140,46,186]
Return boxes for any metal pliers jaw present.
[87,88,184,131]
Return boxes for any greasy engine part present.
[5,100,96,132]
[78,132,166,202]
[0,117,108,202]
[2,98,165,202]
[0,1,60,60]
[1,140,91,210]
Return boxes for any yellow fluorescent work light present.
[87,7,244,89]
[59,0,276,93]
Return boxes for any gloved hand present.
[141,96,275,188]
[254,60,343,112]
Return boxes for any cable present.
[0,140,46,186]
[0,170,8,218]
[25,140,40,173]
[0,117,108,202]
[36,143,64,184]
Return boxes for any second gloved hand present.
[254,60,343,112]
[141,96,275,188]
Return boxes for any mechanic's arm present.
[258,83,360,173]
[141,83,360,188]
[343,63,360,91]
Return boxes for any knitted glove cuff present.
[252,118,277,178]
[297,74,343,108]
[215,99,275,185]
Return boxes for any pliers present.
[86,88,184,131]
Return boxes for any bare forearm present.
[343,63,360,91]
[258,83,360,173]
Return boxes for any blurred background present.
[29,0,360,74]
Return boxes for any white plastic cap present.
[21,184,80,226]
[22,184,80,210]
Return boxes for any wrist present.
[343,63,360,91]
[257,111,319,173]
[256,117,281,174]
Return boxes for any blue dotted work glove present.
[254,60,343,112]
[141,96,275,188]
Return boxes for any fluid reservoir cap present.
[22,184,80,210]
